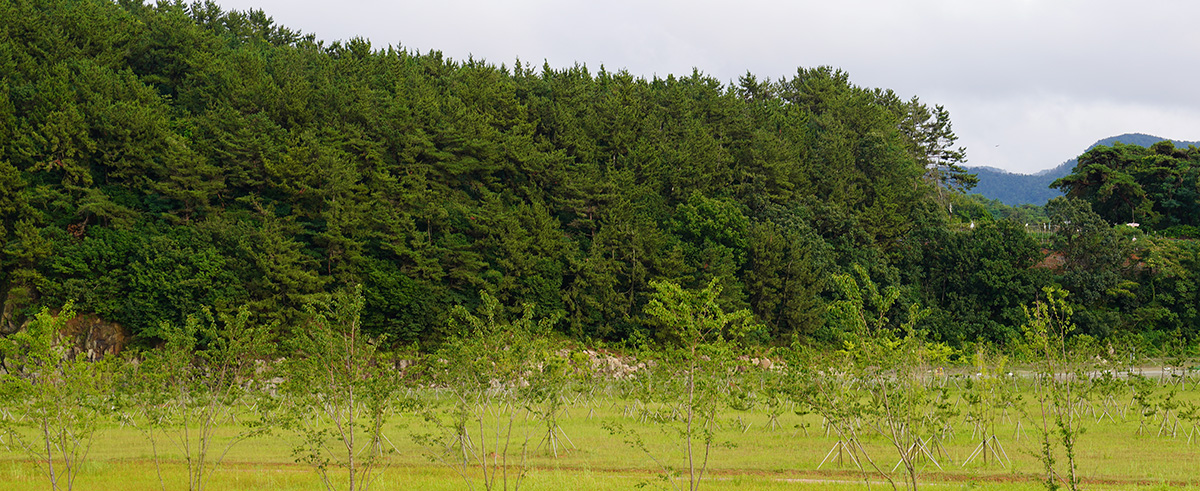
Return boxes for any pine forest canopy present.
[2,0,1197,351]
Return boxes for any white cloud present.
[950,93,1200,173]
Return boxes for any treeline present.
[1,0,1196,350]
[1054,141,1200,235]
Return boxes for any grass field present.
[5,372,1200,490]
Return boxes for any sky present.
[213,0,1200,174]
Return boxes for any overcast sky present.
[213,0,1200,174]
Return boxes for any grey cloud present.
[213,0,1200,172]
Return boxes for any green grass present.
[5,380,1200,490]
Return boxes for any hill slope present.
[968,133,1200,206]
[0,0,950,344]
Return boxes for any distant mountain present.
[966,165,1069,207]
[966,133,1200,206]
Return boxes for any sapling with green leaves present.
[420,291,559,491]
[603,358,689,489]
[919,347,960,454]
[960,346,1013,468]
[524,347,575,457]
[825,265,940,491]
[755,359,790,433]
[1162,333,1190,390]
[1090,371,1126,423]
[282,285,407,491]
[1157,387,1182,438]
[783,270,896,488]
[1129,374,1159,435]
[114,350,173,490]
[1127,372,1184,438]
[1178,400,1200,444]
[1023,286,1092,491]
[617,348,672,424]
[607,278,757,491]
[117,306,270,491]
[0,305,114,491]
[566,349,606,421]
[783,345,877,479]
[860,310,943,490]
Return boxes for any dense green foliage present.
[0,0,948,344]
[968,164,1066,207]
[2,0,1199,350]
[969,134,1200,207]
[1053,141,1200,230]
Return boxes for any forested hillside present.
[1,0,1197,350]
[967,165,1065,206]
[967,134,1200,207]
[1054,139,1200,234]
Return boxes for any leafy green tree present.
[235,198,329,331]
[1022,286,1090,491]
[281,285,405,491]
[1138,141,1200,230]
[825,264,937,490]
[0,159,32,331]
[1052,143,1152,225]
[1136,237,1200,338]
[744,216,829,339]
[671,192,750,302]
[0,305,114,491]
[421,291,560,491]
[121,306,270,491]
[360,258,444,343]
[1044,197,1140,337]
[897,97,976,198]
[3,0,981,348]
[1053,141,1200,230]
[634,278,758,491]
[45,225,246,341]
[905,220,1049,345]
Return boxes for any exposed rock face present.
[0,301,17,335]
[1,291,28,336]
[63,314,131,360]
[1,283,41,336]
